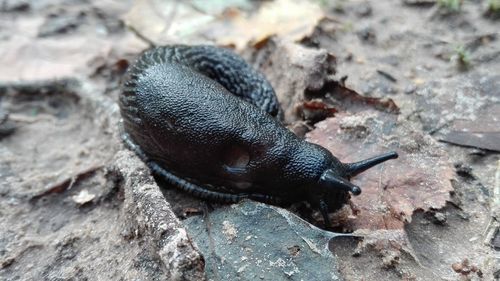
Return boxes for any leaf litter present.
[307,111,454,231]
[2,0,499,279]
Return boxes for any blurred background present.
[1,0,499,280]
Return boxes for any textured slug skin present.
[119,45,344,203]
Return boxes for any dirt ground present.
[0,0,499,280]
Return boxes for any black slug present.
[119,45,398,228]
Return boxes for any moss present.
[437,0,462,12]
[452,45,471,70]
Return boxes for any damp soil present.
[1,0,499,280]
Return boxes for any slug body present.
[119,45,398,228]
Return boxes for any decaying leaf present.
[245,38,399,127]
[325,80,400,114]
[414,75,499,134]
[123,0,323,49]
[306,111,454,231]
[353,229,418,268]
[0,36,110,81]
[441,103,500,152]
[214,0,324,49]
[184,200,341,280]
[245,38,337,124]
[123,0,214,45]
[298,99,338,123]
[0,32,145,81]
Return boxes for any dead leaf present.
[298,99,338,123]
[182,207,203,217]
[414,74,499,134]
[123,0,323,49]
[352,229,418,268]
[30,165,103,201]
[246,38,398,126]
[442,131,500,152]
[245,38,336,123]
[0,36,110,81]
[123,0,214,45]
[306,111,453,231]
[441,104,500,152]
[214,0,324,49]
[325,80,400,114]
[0,32,145,81]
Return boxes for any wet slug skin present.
[119,45,398,228]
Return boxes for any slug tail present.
[345,151,398,178]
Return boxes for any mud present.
[1,0,499,280]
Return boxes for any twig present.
[429,120,450,135]
[483,160,500,247]
[376,69,397,83]
[203,202,222,281]
[127,25,156,48]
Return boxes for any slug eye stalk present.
[345,151,398,178]
[319,151,398,196]
[320,170,362,195]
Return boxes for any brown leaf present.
[297,99,338,123]
[0,36,109,81]
[123,0,323,49]
[214,0,324,49]
[246,38,398,126]
[306,111,453,231]
[325,80,400,114]
[0,32,145,81]
[123,0,214,45]
[245,38,337,124]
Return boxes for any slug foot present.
[122,133,281,205]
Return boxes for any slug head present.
[316,151,398,213]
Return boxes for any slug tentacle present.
[319,200,331,229]
[344,151,399,178]
[319,169,362,195]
